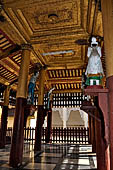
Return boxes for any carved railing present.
[6,127,89,144]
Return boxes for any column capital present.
[21,43,33,51]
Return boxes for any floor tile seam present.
[39,157,63,159]
[17,151,43,169]
[62,163,90,166]
[25,162,57,165]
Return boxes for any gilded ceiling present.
[0,0,104,93]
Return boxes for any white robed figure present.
[85,37,104,86]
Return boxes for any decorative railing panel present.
[6,127,89,144]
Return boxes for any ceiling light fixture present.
[42,50,74,56]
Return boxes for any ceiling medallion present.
[48,13,58,23]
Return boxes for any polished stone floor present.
[0,143,97,169]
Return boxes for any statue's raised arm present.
[46,87,55,109]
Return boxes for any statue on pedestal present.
[85,37,104,86]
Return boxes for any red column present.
[95,98,109,170]
[0,86,10,148]
[9,44,31,168]
[84,89,110,170]
[101,0,113,169]
[107,76,113,170]
[91,115,96,152]
[98,92,110,170]
[0,106,8,148]
[9,98,27,167]
[95,112,105,170]
[88,115,91,144]
[45,106,52,143]
[34,105,44,151]
[34,69,45,151]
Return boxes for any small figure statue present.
[46,87,55,109]
[85,37,104,86]
[27,71,39,105]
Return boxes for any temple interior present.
[0,0,112,170]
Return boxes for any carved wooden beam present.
[48,77,81,83]
[1,8,28,43]
[0,45,21,60]
[32,48,46,66]
[52,89,82,94]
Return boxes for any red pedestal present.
[86,85,103,89]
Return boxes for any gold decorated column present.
[34,68,45,151]
[9,44,32,168]
[38,69,45,105]
[16,44,32,98]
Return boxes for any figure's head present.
[34,71,39,77]
[91,37,98,47]
[35,63,42,71]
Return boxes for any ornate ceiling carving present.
[0,0,104,92]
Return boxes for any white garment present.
[85,46,104,75]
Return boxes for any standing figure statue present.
[27,63,42,104]
[85,37,104,86]
[27,71,39,105]
[46,87,55,110]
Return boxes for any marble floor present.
[0,143,97,170]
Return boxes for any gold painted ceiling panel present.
[0,0,104,92]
